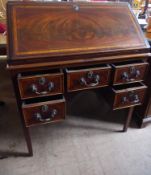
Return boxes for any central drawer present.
[22,96,65,127]
[66,65,111,92]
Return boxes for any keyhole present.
[73,4,80,11]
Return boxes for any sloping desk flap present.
[7,2,149,61]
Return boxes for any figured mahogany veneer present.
[6,2,150,156]
[7,1,149,61]
[66,65,111,92]
[18,71,64,99]
[110,83,147,110]
[22,97,65,127]
[112,61,148,85]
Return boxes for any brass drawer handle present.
[128,92,140,103]
[121,72,135,82]
[33,108,57,122]
[80,71,100,87]
[121,96,128,104]
[121,92,140,104]
[121,67,140,82]
[30,81,54,95]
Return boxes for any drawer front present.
[113,62,148,85]
[22,98,65,127]
[66,66,111,92]
[113,84,147,110]
[18,72,64,99]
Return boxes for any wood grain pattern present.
[6,53,150,73]
[112,61,148,85]
[22,98,65,127]
[6,1,151,155]
[7,2,149,60]
[66,65,111,92]
[18,71,64,99]
[112,83,147,110]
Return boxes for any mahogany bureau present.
[6,1,150,156]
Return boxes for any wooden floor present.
[0,59,151,175]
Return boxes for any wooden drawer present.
[112,61,148,85]
[108,83,147,110]
[18,70,64,99]
[22,96,65,127]
[66,65,111,92]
